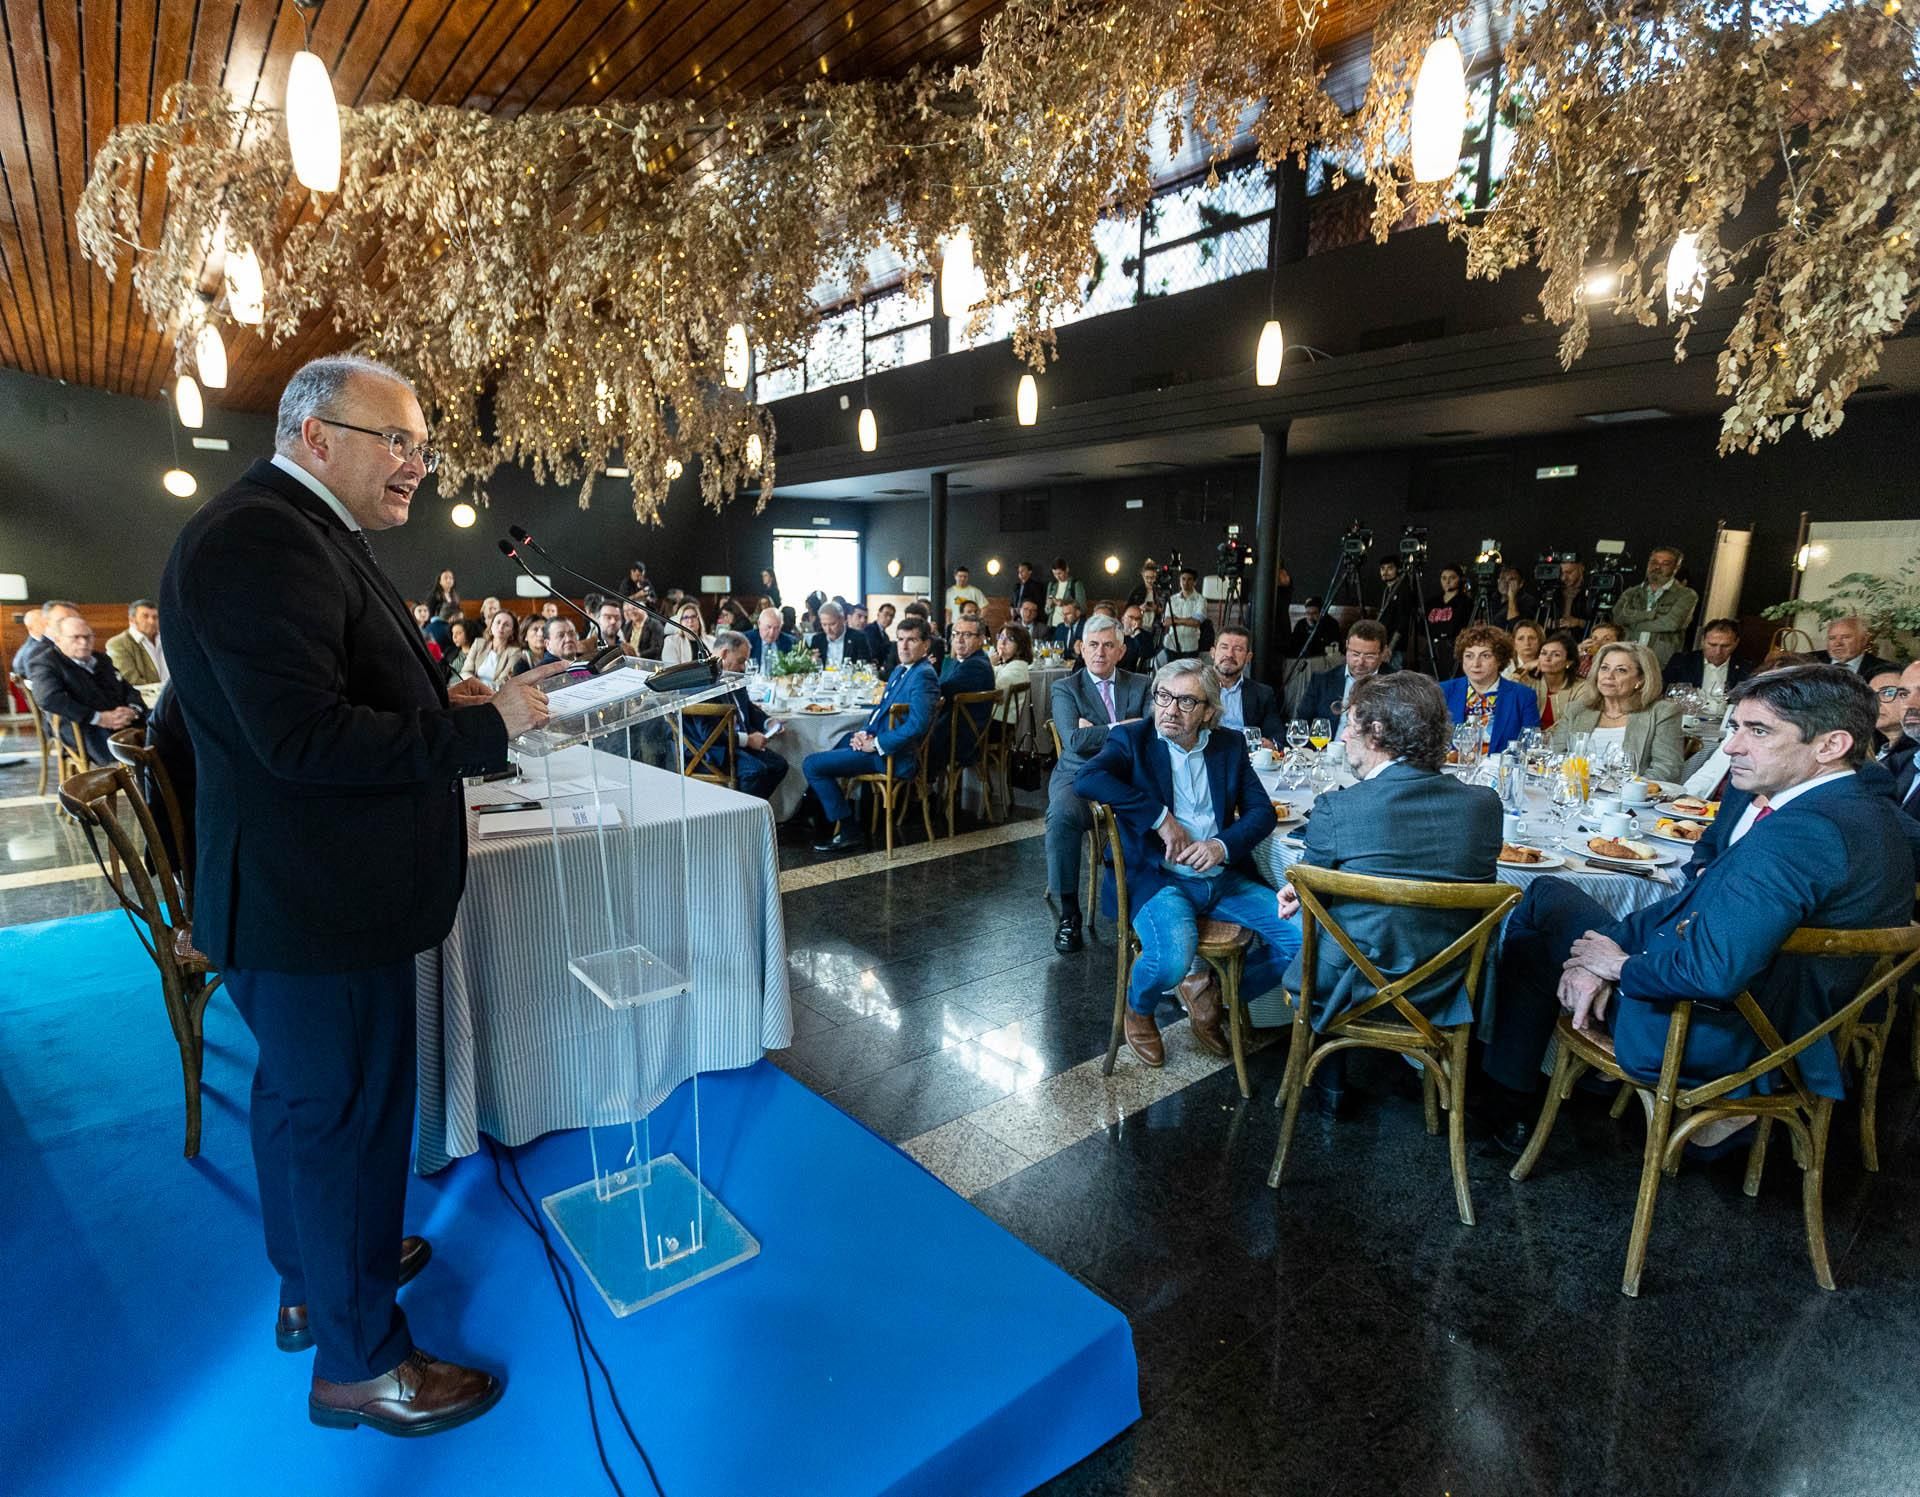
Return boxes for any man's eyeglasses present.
[318,418,439,473]
[1878,685,1910,701]
[1153,688,1206,713]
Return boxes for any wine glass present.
[1243,727,1264,757]
[1287,719,1309,756]
[1309,718,1331,752]
[1550,774,1581,840]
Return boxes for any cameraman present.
[1550,558,1595,637]
[1375,557,1417,671]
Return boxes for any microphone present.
[507,524,720,693]
[495,539,627,675]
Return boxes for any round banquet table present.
[763,704,866,819]
[1019,663,1073,751]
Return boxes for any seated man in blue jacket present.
[1076,658,1293,1066]
[803,615,940,853]
[925,615,997,773]
[1484,664,1917,1156]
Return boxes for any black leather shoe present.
[1053,913,1084,954]
[1491,1119,1533,1158]
[278,1236,433,1353]
[812,821,864,854]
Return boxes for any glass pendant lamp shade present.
[174,374,204,429]
[1255,320,1285,386]
[940,227,976,319]
[162,468,198,498]
[286,50,342,193]
[1665,231,1707,318]
[857,406,878,452]
[1409,36,1468,184]
[722,323,751,391]
[1016,373,1038,425]
[195,322,228,388]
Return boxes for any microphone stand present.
[496,539,628,675]
[507,525,721,693]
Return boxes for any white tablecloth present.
[764,706,866,819]
[414,746,792,1173]
[1020,665,1073,751]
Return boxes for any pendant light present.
[163,468,198,498]
[286,20,342,194]
[939,226,976,319]
[1409,36,1469,184]
[1255,320,1285,386]
[722,322,751,390]
[450,501,478,528]
[1664,231,1706,318]
[174,374,205,429]
[1016,373,1038,425]
[195,322,228,388]
[664,457,684,481]
[226,245,265,325]
[856,347,878,452]
[744,433,763,471]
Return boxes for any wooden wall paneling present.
[126,0,207,402]
[429,0,583,110]
[78,0,127,390]
[38,0,90,386]
[483,0,635,116]
[1,0,67,380]
[0,21,46,374]
[353,0,485,107]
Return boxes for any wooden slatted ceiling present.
[0,0,1379,414]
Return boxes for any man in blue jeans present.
[803,614,939,852]
[1076,658,1295,1065]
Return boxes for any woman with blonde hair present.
[1550,640,1684,778]
[659,599,709,666]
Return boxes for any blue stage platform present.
[1,913,1138,1497]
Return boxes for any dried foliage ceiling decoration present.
[67,0,1920,519]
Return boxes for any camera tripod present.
[1294,546,1371,670]
[1390,556,1446,678]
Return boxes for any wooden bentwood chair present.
[9,671,53,795]
[1270,866,1520,1226]
[1048,719,1102,942]
[1091,801,1260,1100]
[676,703,738,788]
[1844,879,1920,1169]
[848,702,933,858]
[1509,922,1920,1295]
[939,688,1003,838]
[976,680,1029,824]
[59,763,223,1158]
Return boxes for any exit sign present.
[1535,464,1578,480]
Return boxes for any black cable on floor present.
[486,1137,667,1497]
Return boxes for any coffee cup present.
[1503,813,1530,843]
[1253,748,1278,769]
[1589,794,1622,818]
[1620,780,1653,805]
[1600,811,1634,838]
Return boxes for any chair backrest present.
[947,689,1001,769]
[1047,718,1064,759]
[45,705,91,777]
[58,764,188,953]
[999,680,1029,732]
[851,703,914,781]
[676,703,737,786]
[1285,864,1521,1048]
[1090,801,1134,940]
[107,725,195,912]
[10,671,49,746]
[1673,923,1920,1112]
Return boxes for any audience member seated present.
[464,610,529,686]
[1052,597,1086,659]
[1890,660,1920,820]
[1075,658,1291,1064]
[706,631,788,801]
[926,615,996,772]
[104,598,167,687]
[1663,617,1750,696]
[803,616,939,853]
[1047,614,1152,953]
[1575,620,1623,677]
[1534,629,1579,728]
[866,602,897,672]
[515,618,548,672]
[1870,667,1908,761]
[1287,596,1344,658]
[1017,598,1046,637]
[479,596,502,628]
[1298,620,1389,732]
[544,618,583,664]
[750,607,796,669]
[660,600,708,666]
[1550,640,1685,779]
[903,601,945,665]
[1440,624,1541,752]
[1484,665,1916,1155]
[1815,614,1896,679]
[809,601,873,667]
[1119,605,1156,674]
[443,616,478,678]
[712,600,751,635]
[1504,620,1545,690]
[27,613,148,765]
[1209,625,1284,743]
[991,623,1033,727]
[1273,671,1502,1096]
[411,602,446,661]
[15,600,78,674]
[620,596,666,658]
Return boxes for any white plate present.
[1655,800,1720,820]
[1573,841,1679,869]
[1644,824,1709,849]
[1497,848,1565,870]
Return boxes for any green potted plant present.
[1762,548,1920,658]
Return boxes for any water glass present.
[1287,719,1309,755]
[1243,727,1264,756]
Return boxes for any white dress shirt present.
[1155,729,1223,881]
[1728,769,1854,846]
[135,629,167,682]
[821,632,847,666]
[1699,658,1729,697]
[270,453,360,532]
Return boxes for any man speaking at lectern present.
[160,355,564,1436]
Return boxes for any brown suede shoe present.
[277,1235,433,1353]
[1123,1011,1165,1067]
[1176,971,1229,1057]
[309,1349,504,1437]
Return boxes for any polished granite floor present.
[5,713,1917,1494]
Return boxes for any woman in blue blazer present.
[1440,624,1541,752]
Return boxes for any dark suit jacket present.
[930,651,997,764]
[1008,577,1047,613]
[808,629,873,665]
[1287,616,1345,657]
[1074,721,1278,911]
[1602,769,1915,1098]
[1289,762,1503,1028]
[158,459,507,973]
[1120,633,1155,675]
[748,630,798,667]
[1661,650,1752,692]
[1817,650,1898,682]
[1050,668,1152,774]
[1299,665,1391,727]
[1219,677,1285,743]
[27,647,147,765]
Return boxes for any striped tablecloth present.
[414,746,793,1174]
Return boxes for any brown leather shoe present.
[309,1348,504,1437]
[1123,1011,1165,1067]
[277,1235,433,1353]
[1177,971,1229,1057]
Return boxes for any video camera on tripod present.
[1535,548,1579,587]
[1340,520,1374,560]
[1398,525,1429,563]
[1216,525,1251,581]
[1471,540,1503,586]
[1588,539,1635,615]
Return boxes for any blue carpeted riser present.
[1,912,1138,1497]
